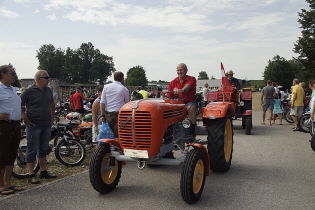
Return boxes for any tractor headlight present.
[240,101,244,106]
[182,119,191,128]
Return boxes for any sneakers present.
[39,170,57,179]
[28,174,40,184]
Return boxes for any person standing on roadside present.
[309,80,315,136]
[0,64,24,195]
[290,78,305,131]
[202,83,209,107]
[72,88,88,114]
[261,80,275,125]
[100,72,129,138]
[21,70,57,184]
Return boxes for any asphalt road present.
[1,112,314,210]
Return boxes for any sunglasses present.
[40,76,50,80]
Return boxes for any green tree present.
[37,44,65,79]
[293,0,315,83]
[210,75,216,80]
[263,55,297,90]
[197,71,209,80]
[36,42,115,84]
[125,65,148,86]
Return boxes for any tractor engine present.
[118,99,187,158]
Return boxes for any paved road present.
[1,112,314,210]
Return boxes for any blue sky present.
[0,0,308,81]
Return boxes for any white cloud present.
[47,13,57,20]
[33,9,40,14]
[0,8,19,18]
[229,13,285,31]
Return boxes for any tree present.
[36,42,115,84]
[37,44,65,79]
[293,0,315,84]
[198,71,209,80]
[263,55,297,90]
[125,65,148,86]
[210,75,216,80]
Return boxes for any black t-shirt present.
[21,85,53,126]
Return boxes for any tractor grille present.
[163,108,183,119]
[119,110,152,150]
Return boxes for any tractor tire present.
[207,116,233,172]
[245,117,252,135]
[180,148,206,204]
[89,144,122,193]
[242,117,246,129]
[310,135,315,152]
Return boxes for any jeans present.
[26,125,51,163]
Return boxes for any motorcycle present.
[299,110,311,133]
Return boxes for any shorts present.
[0,121,21,166]
[26,125,51,163]
[262,98,274,111]
[290,106,304,117]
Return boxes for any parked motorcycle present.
[299,110,311,133]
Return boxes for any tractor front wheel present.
[207,117,233,172]
[89,143,122,193]
[180,149,206,204]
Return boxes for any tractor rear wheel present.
[207,117,233,172]
[180,148,206,204]
[89,143,122,193]
[245,117,252,135]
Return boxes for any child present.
[273,92,283,125]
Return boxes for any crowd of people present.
[261,78,313,132]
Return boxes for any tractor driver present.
[167,63,197,136]
[226,70,240,90]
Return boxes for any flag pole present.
[221,62,225,102]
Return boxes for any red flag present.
[221,62,225,77]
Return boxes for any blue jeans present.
[26,125,51,163]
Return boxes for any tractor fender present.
[243,110,252,116]
[187,143,211,176]
[98,139,126,165]
[202,102,234,119]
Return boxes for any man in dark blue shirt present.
[226,70,240,90]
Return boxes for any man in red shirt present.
[167,63,197,136]
[72,88,89,114]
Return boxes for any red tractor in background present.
[204,68,252,135]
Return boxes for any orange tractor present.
[89,79,235,204]
[206,77,252,135]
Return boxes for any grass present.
[11,147,95,190]
[252,92,262,112]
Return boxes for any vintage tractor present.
[206,78,252,135]
[89,86,234,204]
